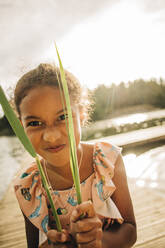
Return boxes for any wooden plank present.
[0,181,27,248]
[89,125,165,148]
[1,132,165,247]
[1,180,165,248]
[129,181,165,247]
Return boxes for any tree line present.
[91,78,165,121]
[0,78,165,135]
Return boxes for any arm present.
[23,212,75,248]
[69,154,137,248]
[22,212,39,248]
[102,153,137,248]
[102,221,136,248]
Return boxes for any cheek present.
[25,130,41,149]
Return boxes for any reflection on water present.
[113,113,147,125]
[123,145,165,191]
[1,135,165,200]
[112,109,165,126]
[0,136,24,200]
[84,110,165,141]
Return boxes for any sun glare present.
[113,113,147,125]
[123,145,165,190]
[44,0,165,89]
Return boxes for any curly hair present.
[14,63,93,125]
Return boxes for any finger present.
[71,216,102,232]
[47,230,58,243]
[50,245,70,248]
[77,239,102,248]
[47,229,71,243]
[50,244,71,248]
[71,201,95,222]
[61,229,72,242]
[76,227,102,243]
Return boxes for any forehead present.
[20,86,77,117]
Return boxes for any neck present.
[42,143,83,189]
[46,143,82,172]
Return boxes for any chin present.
[42,151,70,167]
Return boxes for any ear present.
[79,107,86,126]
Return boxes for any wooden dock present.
[1,126,165,247]
[0,184,26,248]
[1,178,165,248]
[129,178,165,248]
[90,125,165,149]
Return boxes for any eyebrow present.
[24,108,67,121]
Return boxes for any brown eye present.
[57,114,68,121]
[27,121,43,127]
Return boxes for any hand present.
[45,229,75,248]
[70,201,102,248]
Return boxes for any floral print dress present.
[14,142,123,247]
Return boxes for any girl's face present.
[20,86,82,168]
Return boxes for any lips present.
[45,144,65,153]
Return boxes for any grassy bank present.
[82,107,165,140]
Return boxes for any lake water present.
[0,136,25,200]
[123,144,165,193]
[0,135,164,201]
[86,109,165,131]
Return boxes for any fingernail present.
[72,209,77,216]
[61,233,66,241]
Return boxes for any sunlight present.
[136,180,145,187]
[124,152,154,179]
[113,113,147,126]
[149,182,158,188]
[44,0,165,89]
[150,173,157,181]
[123,146,165,190]
[123,153,137,178]
[0,106,3,118]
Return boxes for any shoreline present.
[1,140,165,247]
[1,124,165,200]
[0,136,33,201]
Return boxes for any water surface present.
[0,136,24,200]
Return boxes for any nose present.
[42,127,61,143]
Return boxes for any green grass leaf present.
[35,157,62,231]
[0,85,62,231]
[0,86,36,158]
[55,43,82,204]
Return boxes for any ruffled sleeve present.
[92,142,123,224]
[13,162,49,234]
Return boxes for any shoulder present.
[92,141,122,167]
[82,140,122,164]
[13,160,49,234]
[94,141,121,155]
[13,160,41,192]
[82,141,121,157]
[82,141,122,179]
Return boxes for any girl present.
[14,63,137,248]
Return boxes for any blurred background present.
[0,0,165,247]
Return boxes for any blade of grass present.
[55,70,76,182]
[0,86,36,158]
[35,157,62,231]
[55,44,82,204]
[0,85,62,231]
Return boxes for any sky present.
[0,0,165,117]
[53,0,165,88]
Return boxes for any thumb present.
[47,229,71,243]
[70,200,96,222]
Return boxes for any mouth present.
[45,144,66,153]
